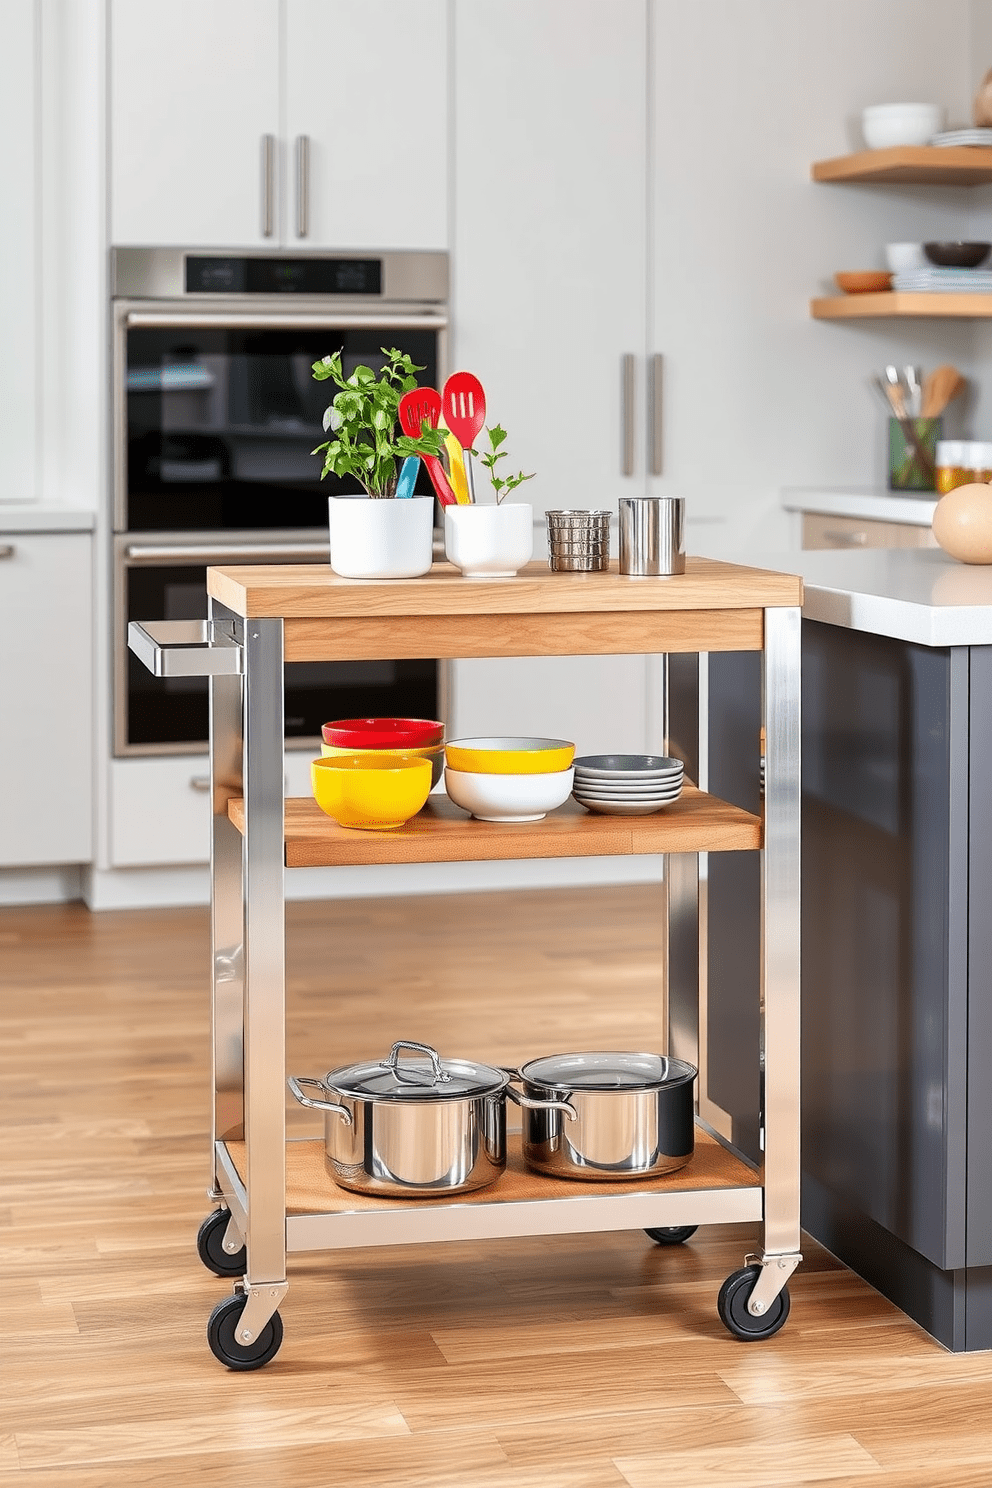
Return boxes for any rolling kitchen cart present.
[129,555,803,1369]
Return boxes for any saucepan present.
[289,1040,572,1198]
[512,1051,697,1181]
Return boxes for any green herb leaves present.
[312,348,446,497]
[478,423,535,505]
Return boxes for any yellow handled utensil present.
[443,431,473,504]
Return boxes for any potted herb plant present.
[312,348,446,579]
[443,424,535,578]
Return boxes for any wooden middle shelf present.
[811,291,992,320]
[811,145,992,186]
[227,784,763,868]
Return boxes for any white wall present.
[648,0,982,558]
[0,1,39,504]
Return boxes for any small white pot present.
[444,502,534,579]
[328,496,434,579]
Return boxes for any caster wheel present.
[207,1293,283,1371]
[644,1224,698,1246]
[197,1208,247,1278]
[717,1263,791,1341]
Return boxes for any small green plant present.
[311,347,446,497]
[477,424,535,504]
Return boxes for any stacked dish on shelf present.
[444,736,575,822]
[321,716,445,786]
[572,754,684,816]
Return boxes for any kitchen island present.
[685,547,992,1351]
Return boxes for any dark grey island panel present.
[799,623,990,1350]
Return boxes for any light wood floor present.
[3,887,991,1488]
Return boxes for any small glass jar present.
[936,440,969,495]
[889,417,940,492]
[965,440,992,484]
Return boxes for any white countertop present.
[0,503,96,532]
[781,487,937,526]
[745,547,992,648]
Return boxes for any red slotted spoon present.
[442,373,487,502]
[397,388,457,508]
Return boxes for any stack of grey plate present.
[572,754,684,816]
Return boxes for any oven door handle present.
[128,620,244,678]
[124,541,329,564]
[124,310,447,331]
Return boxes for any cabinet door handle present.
[620,354,635,477]
[296,134,310,238]
[647,353,663,477]
[0,544,14,560]
[823,528,868,546]
[190,775,211,792]
[260,134,276,238]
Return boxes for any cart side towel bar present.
[128,619,244,677]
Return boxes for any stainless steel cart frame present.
[129,558,802,1363]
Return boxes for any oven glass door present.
[122,325,440,531]
[120,554,437,754]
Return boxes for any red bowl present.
[321,717,444,751]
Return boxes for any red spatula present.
[397,388,457,508]
[442,372,487,502]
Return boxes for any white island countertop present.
[742,547,992,648]
[781,487,937,526]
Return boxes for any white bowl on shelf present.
[444,766,574,822]
[861,103,943,150]
[884,242,927,274]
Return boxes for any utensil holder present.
[546,510,611,572]
[888,417,940,492]
[619,496,685,577]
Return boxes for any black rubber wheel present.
[197,1208,247,1278]
[207,1293,284,1371]
[644,1224,698,1246]
[717,1263,791,1341]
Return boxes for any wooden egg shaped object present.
[932,481,992,565]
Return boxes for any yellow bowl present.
[444,736,575,775]
[311,753,432,830]
[320,740,444,788]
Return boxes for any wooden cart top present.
[206,556,803,620]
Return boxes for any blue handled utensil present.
[396,456,420,499]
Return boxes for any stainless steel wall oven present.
[112,248,448,756]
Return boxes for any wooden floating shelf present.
[225,1131,761,1220]
[811,145,992,186]
[811,291,992,320]
[226,784,763,868]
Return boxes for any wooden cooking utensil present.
[442,372,487,502]
[397,388,457,507]
[922,364,966,418]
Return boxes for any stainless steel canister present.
[515,1051,697,1180]
[618,496,685,576]
[546,510,612,572]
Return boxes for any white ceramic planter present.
[444,502,534,578]
[328,496,434,579]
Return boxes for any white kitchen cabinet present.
[1,0,38,501]
[110,0,447,250]
[0,534,93,866]
[284,0,447,251]
[453,0,648,514]
[111,0,279,248]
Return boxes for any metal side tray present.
[128,619,243,677]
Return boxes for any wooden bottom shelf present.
[226,783,762,868]
[225,1128,759,1216]
[811,291,992,320]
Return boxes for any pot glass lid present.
[325,1042,507,1100]
[520,1051,697,1091]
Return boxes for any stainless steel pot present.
[514,1051,697,1181]
[289,1040,570,1198]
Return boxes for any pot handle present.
[504,1076,578,1122]
[384,1040,451,1084]
[287,1076,353,1125]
